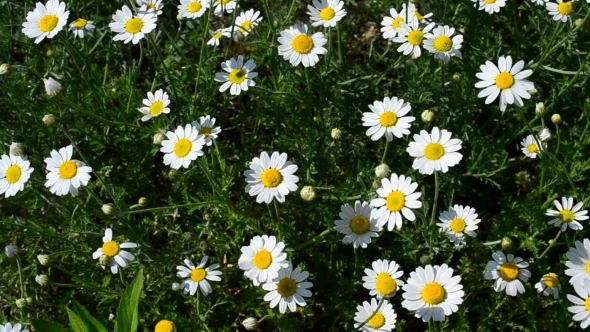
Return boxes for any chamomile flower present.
[334,201,382,248]
[234,9,262,37]
[214,55,258,95]
[68,18,94,38]
[475,55,535,112]
[160,124,206,169]
[238,235,289,286]
[307,0,347,28]
[436,205,480,246]
[362,96,415,142]
[404,3,434,24]
[354,298,397,332]
[546,0,574,22]
[263,263,313,314]
[92,228,137,275]
[0,323,29,332]
[207,28,230,47]
[44,145,92,197]
[277,24,328,67]
[138,89,170,121]
[484,251,531,296]
[22,0,70,44]
[212,0,236,16]
[565,239,590,285]
[380,7,413,40]
[423,25,463,63]
[109,5,157,44]
[567,279,590,328]
[535,273,561,299]
[244,151,299,204]
[178,0,210,19]
[43,77,62,97]
[520,135,544,158]
[401,264,464,322]
[176,256,222,296]
[0,154,33,198]
[392,19,434,58]
[363,259,404,298]
[370,173,422,231]
[406,127,463,175]
[472,0,507,14]
[192,115,221,146]
[137,0,163,16]
[547,197,588,232]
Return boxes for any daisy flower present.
[0,323,29,332]
[520,135,544,158]
[307,0,347,28]
[207,28,230,47]
[160,124,206,169]
[334,201,382,248]
[407,127,463,175]
[547,197,588,232]
[109,5,157,44]
[565,239,590,285]
[68,18,94,38]
[362,96,415,142]
[138,89,170,121]
[92,228,137,274]
[5,244,18,258]
[244,151,299,204]
[44,145,92,197]
[263,263,313,314]
[436,205,480,246]
[472,0,507,14]
[546,0,574,22]
[404,3,434,24]
[154,320,175,332]
[484,251,531,296]
[277,24,328,67]
[370,173,422,231]
[178,0,210,19]
[43,77,62,97]
[212,0,236,16]
[362,259,404,298]
[380,7,413,40]
[568,279,590,328]
[392,19,435,58]
[535,273,561,299]
[214,55,258,95]
[176,256,222,296]
[22,0,69,44]
[0,154,34,198]
[137,0,163,16]
[234,9,263,37]
[423,25,463,63]
[401,264,464,322]
[192,115,221,146]
[475,55,535,112]
[354,298,397,331]
[238,235,289,286]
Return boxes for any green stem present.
[336,25,343,61]
[148,34,178,98]
[533,23,564,71]
[429,172,440,256]
[381,141,390,163]
[530,230,562,271]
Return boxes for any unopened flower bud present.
[26,297,34,306]
[529,87,538,96]
[0,63,10,75]
[177,13,184,21]
[42,114,56,126]
[575,18,584,28]
[459,27,466,34]
[37,254,50,266]
[138,197,147,207]
[419,254,431,266]
[375,163,391,178]
[501,237,513,250]
[331,128,342,140]
[153,132,166,145]
[9,142,24,157]
[551,114,562,124]
[99,254,110,266]
[242,317,258,331]
[101,203,116,216]
[452,73,461,83]
[300,186,316,202]
[46,49,55,57]
[168,169,180,180]
[421,110,435,123]
[43,77,62,97]
[16,298,27,309]
[535,102,546,116]
[172,282,181,291]
[36,274,49,287]
[538,127,552,143]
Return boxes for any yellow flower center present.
[260,169,282,188]
[73,19,87,29]
[586,261,590,275]
[543,274,559,289]
[424,143,445,160]
[39,15,59,32]
[188,2,202,13]
[125,18,143,34]
[449,218,466,233]
[499,262,519,281]
[495,72,515,90]
[319,7,336,21]
[414,11,424,22]
[217,0,230,4]
[277,277,297,297]
[240,21,253,33]
[149,101,164,116]
[190,268,207,282]
[433,36,453,52]
[229,69,246,84]
[527,144,538,154]
[379,112,398,127]
[292,35,314,54]
[392,17,404,29]
[375,273,397,297]
[173,138,192,158]
[213,31,223,39]
[5,165,22,184]
[385,191,405,212]
[155,320,174,332]
[484,0,496,4]
[350,216,370,235]
[198,127,212,137]
[147,4,157,11]
[59,161,78,179]
[558,210,575,223]
[585,297,590,313]
[253,250,272,269]
[422,282,446,305]
[407,30,424,46]
[557,2,573,16]
[368,313,385,329]
[102,241,120,258]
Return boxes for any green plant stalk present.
[531,230,562,271]
[148,34,178,98]
[194,11,212,99]
[381,140,390,163]
[533,23,563,72]
[118,201,220,215]
[429,171,440,256]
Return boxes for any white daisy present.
[92,228,137,274]
[406,127,463,175]
[392,19,434,58]
[68,18,95,38]
[192,115,221,146]
[401,264,464,322]
[380,7,413,40]
[207,28,230,47]
[307,0,347,28]
[21,0,69,44]
[109,5,157,44]
[472,0,507,14]
[546,0,574,22]
[137,0,163,16]
[547,197,588,232]
[176,256,222,296]
[5,244,18,258]
[423,25,463,63]
[214,55,258,96]
[334,201,382,248]
[535,273,561,299]
[404,3,434,24]
[44,145,92,197]
[370,173,422,231]
[233,9,263,37]
[160,124,206,169]
[212,0,236,16]
[0,323,29,332]
[353,298,397,332]
[178,0,210,19]
[484,251,531,296]
[568,279,590,329]
[436,205,480,246]
[475,55,535,112]
[565,239,590,285]
[262,263,313,314]
[362,259,404,298]
[238,235,289,286]
[43,77,62,97]
[244,151,299,204]
[361,96,415,142]
[520,135,545,158]
[138,89,170,121]
[0,154,34,198]
[277,24,328,67]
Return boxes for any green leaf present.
[114,269,144,332]
[71,302,109,332]
[67,308,88,332]
[32,319,71,332]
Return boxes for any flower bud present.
[419,254,431,266]
[421,110,435,123]
[36,274,49,287]
[172,282,181,291]
[37,254,50,266]
[331,128,342,140]
[575,18,584,28]
[375,163,391,178]
[26,297,34,306]
[99,254,110,266]
[459,27,466,34]
[176,13,184,21]
[168,169,180,180]
[535,102,546,116]
[242,317,258,331]
[0,63,10,75]
[452,73,461,83]
[101,203,116,216]
[16,298,27,309]
[551,114,562,124]
[300,186,316,202]
[5,244,18,258]
[538,127,552,143]
[43,77,62,97]
[204,213,214,221]
[373,178,382,189]
[501,237,513,250]
[153,132,166,145]
[9,142,24,157]
[42,114,56,126]
[46,49,55,57]
[138,197,147,207]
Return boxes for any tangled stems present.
[429,171,440,256]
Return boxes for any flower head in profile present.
[178,0,210,19]
[380,7,413,40]
[234,9,262,37]
[423,25,463,63]
[92,228,137,274]
[565,239,590,285]
[138,89,170,121]
[520,135,544,158]
[44,145,92,196]
[263,262,313,314]
[546,0,574,22]
[436,205,480,246]
[407,127,463,175]
[362,259,404,299]
[22,0,70,43]
[392,19,435,58]
[214,55,258,95]
[278,24,327,67]
[362,96,415,142]
[212,0,236,16]
[484,251,531,296]
[192,115,221,146]
[535,273,561,299]
[244,151,298,204]
[68,18,94,38]
[109,5,157,44]
[43,77,62,97]
[307,0,347,28]
[238,235,288,286]
[207,28,230,47]
[404,3,433,24]
[370,173,422,231]
[547,197,588,232]
[160,124,206,169]
[0,154,34,198]
[176,256,222,296]
[137,0,163,16]
[354,298,397,331]
[567,279,590,329]
[471,0,506,14]
[334,201,382,248]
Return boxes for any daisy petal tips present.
[406,127,463,175]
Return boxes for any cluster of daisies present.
[473,0,581,21]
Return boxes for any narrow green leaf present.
[114,269,144,332]
[32,319,71,332]
[67,308,88,332]
[72,302,109,332]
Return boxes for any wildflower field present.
[1,0,590,330]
